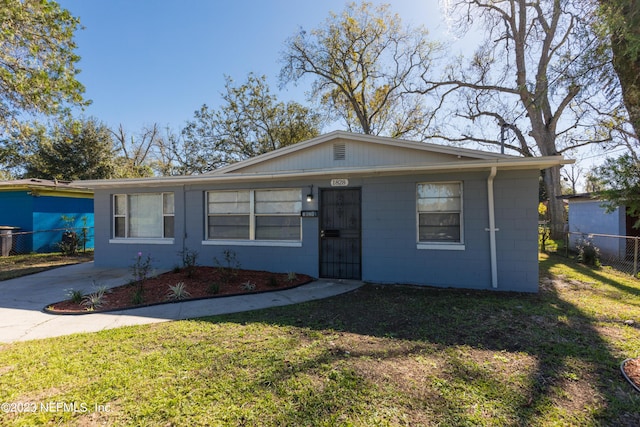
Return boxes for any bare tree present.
[111,124,162,178]
[584,169,605,193]
[561,163,583,195]
[151,127,184,176]
[155,126,211,176]
[425,0,620,236]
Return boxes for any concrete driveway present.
[0,262,362,343]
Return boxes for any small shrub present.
[166,282,191,301]
[208,282,220,294]
[92,281,110,295]
[66,288,84,304]
[214,249,241,270]
[286,271,297,282]
[58,215,80,256]
[577,238,601,267]
[82,289,105,311]
[132,288,144,305]
[57,231,78,256]
[172,265,181,274]
[132,252,153,283]
[240,281,256,292]
[131,252,152,304]
[538,225,550,252]
[209,282,220,294]
[268,276,279,287]
[214,249,241,285]
[179,248,199,278]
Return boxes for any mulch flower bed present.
[622,357,640,392]
[45,267,313,314]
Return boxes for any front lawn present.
[0,252,93,281]
[0,253,639,426]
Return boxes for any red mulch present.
[623,357,640,391]
[46,267,313,314]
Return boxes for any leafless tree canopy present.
[431,0,620,155]
[426,0,626,236]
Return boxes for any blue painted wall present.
[568,200,625,258]
[93,168,540,292]
[0,191,94,253]
[360,172,490,288]
[0,192,34,253]
[32,196,95,252]
[0,192,33,230]
[357,170,538,291]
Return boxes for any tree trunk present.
[610,28,640,139]
[603,0,640,139]
[530,122,566,240]
[543,166,566,239]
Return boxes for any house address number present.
[330,178,349,187]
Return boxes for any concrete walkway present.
[0,262,362,343]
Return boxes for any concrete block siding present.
[93,168,539,292]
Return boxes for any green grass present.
[0,253,639,425]
[0,252,93,281]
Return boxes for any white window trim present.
[417,243,465,251]
[113,194,127,239]
[109,238,175,245]
[205,188,302,244]
[112,192,175,240]
[416,181,464,250]
[201,239,302,247]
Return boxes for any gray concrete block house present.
[81,131,568,292]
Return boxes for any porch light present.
[306,185,314,202]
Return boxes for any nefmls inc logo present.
[41,401,89,413]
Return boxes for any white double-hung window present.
[113,193,174,241]
[255,189,301,240]
[206,188,302,245]
[417,182,464,250]
[206,190,251,240]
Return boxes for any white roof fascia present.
[79,156,571,189]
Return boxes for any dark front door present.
[320,188,361,279]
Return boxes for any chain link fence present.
[0,227,94,256]
[561,231,640,277]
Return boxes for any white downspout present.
[182,185,187,253]
[487,167,499,289]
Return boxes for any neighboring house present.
[565,193,640,259]
[80,131,568,292]
[0,179,94,253]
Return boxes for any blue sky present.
[57,0,454,134]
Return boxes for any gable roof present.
[208,131,511,176]
[79,131,572,188]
